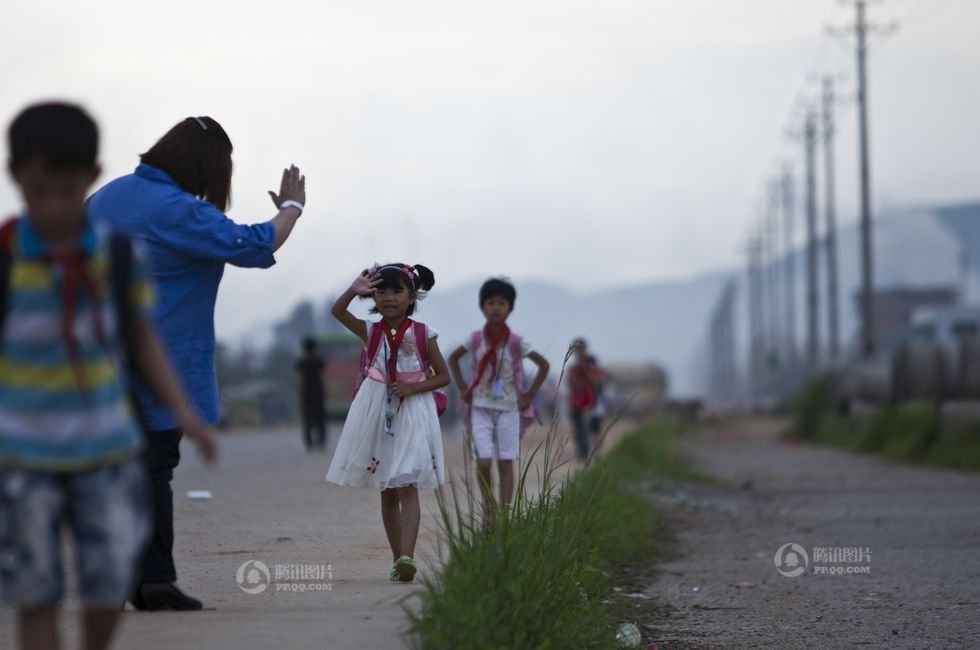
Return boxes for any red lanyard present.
[383,318,413,384]
[46,250,107,391]
[472,325,510,387]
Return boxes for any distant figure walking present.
[88,116,307,611]
[326,264,450,582]
[296,336,327,451]
[567,338,602,460]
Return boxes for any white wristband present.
[280,200,304,214]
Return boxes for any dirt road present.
[643,418,980,649]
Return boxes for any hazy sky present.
[2,0,977,343]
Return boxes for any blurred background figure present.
[567,338,601,460]
[296,336,327,452]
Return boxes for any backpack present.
[0,217,142,419]
[351,320,448,417]
[468,330,538,435]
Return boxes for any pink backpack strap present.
[467,329,484,387]
[413,321,429,369]
[364,322,384,368]
[352,322,385,399]
[507,334,526,394]
[469,330,483,372]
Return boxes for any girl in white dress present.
[327,263,450,582]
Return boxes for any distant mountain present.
[222,200,980,399]
[418,273,730,396]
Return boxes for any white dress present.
[326,320,445,490]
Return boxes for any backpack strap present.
[469,330,483,373]
[105,232,151,428]
[507,333,526,394]
[413,321,429,370]
[364,322,385,369]
[0,218,21,351]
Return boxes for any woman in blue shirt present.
[88,116,307,611]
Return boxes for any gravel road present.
[642,417,980,649]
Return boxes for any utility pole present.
[822,76,841,362]
[855,0,875,359]
[746,232,763,396]
[781,163,796,366]
[764,180,783,371]
[708,281,738,403]
[766,183,781,371]
[804,110,820,371]
[830,0,893,358]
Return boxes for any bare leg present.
[476,459,496,523]
[497,460,515,510]
[82,608,121,650]
[19,607,58,650]
[395,486,420,558]
[380,489,401,562]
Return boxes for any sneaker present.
[394,555,417,583]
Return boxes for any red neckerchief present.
[46,249,108,391]
[471,324,510,389]
[383,318,413,385]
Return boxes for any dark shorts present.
[0,458,149,608]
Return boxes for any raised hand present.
[268,164,306,209]
[350,268,382,297]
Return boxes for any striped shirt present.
[0,214,154,471]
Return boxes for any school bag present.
[351,319,448,417]
[0,217,142,416]
[468,330,537,435]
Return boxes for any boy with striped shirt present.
[0,102,216,650]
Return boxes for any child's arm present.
[391,337,452,398]
[447,345,473,403]
[330,269,381,344]
[132,315,217,463]
[519,351,551,410]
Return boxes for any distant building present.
[857,286,958,354]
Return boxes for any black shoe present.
[132,582,204,611]
[129,587,146,610]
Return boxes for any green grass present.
[790,377,980,471]
[407,419,692,649]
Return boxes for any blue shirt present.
[88,163,276,430]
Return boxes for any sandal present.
[389,565,400,582]
[394,555,417,582]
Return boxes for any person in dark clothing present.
[296,336,326,451]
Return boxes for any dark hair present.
[7,102,98,171]
[479,277,517,310]
[302,336,317,353]
[365,263,436,316]
[140,116,234,211]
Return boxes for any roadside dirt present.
[637,417,980,649]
